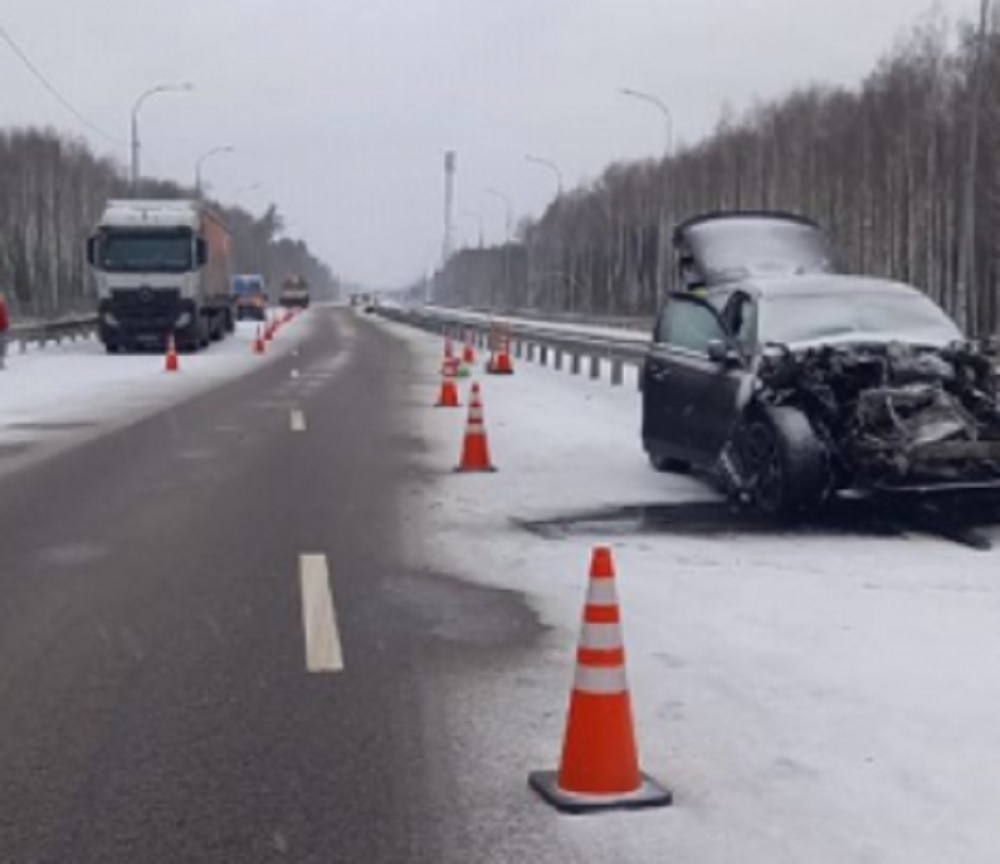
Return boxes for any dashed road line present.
[290,409,307,432]
[299,554,344,673]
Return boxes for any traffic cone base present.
[528,770,671,815]
[529,547,671,815]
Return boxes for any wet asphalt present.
[0,308,538,863]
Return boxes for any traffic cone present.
[462,341,476,365]
[456,383,496,472]
[436,357,461,408]
[529,547,671,813]
[164,334,179,373]
[253,325,266,355]
[488,348,514,375]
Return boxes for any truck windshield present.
[99,231,193,273]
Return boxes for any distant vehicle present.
[643,211,1000,517]
[232,274,268,322]
[279,275,310,309]
[87,199,234,353]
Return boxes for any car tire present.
[648,452,691,474]
[104,342,120,355]
[741,406,828,519]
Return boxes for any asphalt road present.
[0,308,522,863]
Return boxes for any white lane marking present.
[290,409,307,432]
[299,554,344,673]
[290,368,301,379]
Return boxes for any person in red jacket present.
[0,294,8,370]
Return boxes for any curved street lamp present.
[525,154,564,197]
[619,87,674,156]
[195,146,236,195]
[130,83,194,187]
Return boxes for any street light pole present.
[485,188,514,312]
[525,154,564,197]
[195,146,236,197]
[620,87,675,312]
[525,155,565,311]
[620,87,674,156]
[130,83,194,189]
[463,210,485,248]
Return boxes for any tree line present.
[434,8,1000,337]
[0,126,338,320]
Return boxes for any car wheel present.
[648,452,691,474]
[741,407,828,519]
[104,342,120,355]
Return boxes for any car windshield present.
[761,291,962,346]
[683,217,834,286]
[99,231,192,273]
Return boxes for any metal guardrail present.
[376,306,650,388]
[10,315,99,352]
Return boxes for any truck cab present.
[87,200,234,353]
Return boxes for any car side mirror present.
[707,339,741,368]
[195,238,208,267]
[86,236,97,266]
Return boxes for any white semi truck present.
[86,200,234,353]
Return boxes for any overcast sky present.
[1,0,980,287]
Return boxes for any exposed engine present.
[756,341,1000,487]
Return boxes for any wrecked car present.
[642,211,1000,517]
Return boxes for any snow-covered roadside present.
[383,316,1000,864]
[0,314,311,473]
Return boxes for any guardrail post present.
[527,342,535,362]
[540,345,548,366]
[515,339,523,359]
[554,348,563,371]
[590,355,601,380]
[611,358,624,386]
[570,352,581,375]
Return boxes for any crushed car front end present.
[751,338,1000,496]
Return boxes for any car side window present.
[664,300,727,354]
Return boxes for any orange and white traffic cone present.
[529,547,671,813]
[164,334,179,372]
[253,325,266,355]
[456,383,496,472]
[436,357,461,408]
[462,341,476,365]
[488,349,514,375]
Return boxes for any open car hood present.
[675,212,835,289]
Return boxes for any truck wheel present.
[104,342,120,355]
[740,406,829,519]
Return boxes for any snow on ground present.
[380,316,1000,864]
[0,313,311,473]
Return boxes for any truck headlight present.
[175,312,192,328]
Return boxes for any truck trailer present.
[87,199,234,352]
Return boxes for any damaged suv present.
[642,211,1000,517]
